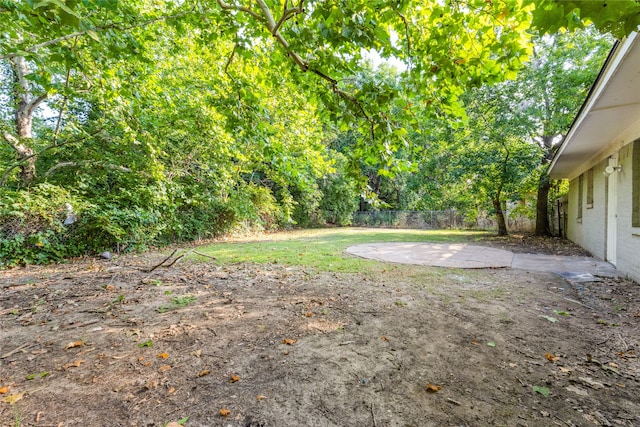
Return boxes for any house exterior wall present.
[616,142,640,282]
[566,159,607,260]
[565,136,640,283]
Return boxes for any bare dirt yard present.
[0,233,639,427]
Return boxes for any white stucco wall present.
[616,142,640,282]
[566,137,640,283]
[566,160,607,260]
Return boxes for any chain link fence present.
[352,210,535,232]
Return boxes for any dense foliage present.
[0,1,637,265]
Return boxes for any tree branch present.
[45,161,132,177]
[224,44,238,78]
[393,8,412,69]
[216,0,263,21]
[0,128,105,185]
[0,8,197,60]
[220,0,375,140]
[26,93,48,117]
[2,131,21,153]
[53,66,73,145]
[272,1,305,35]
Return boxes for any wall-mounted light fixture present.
[603,165,622,176]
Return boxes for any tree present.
[0,0,541,188]
[1,1,639,264]
[456,82,540,235]
[518,29,612,236]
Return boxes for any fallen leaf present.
[190,349,202,357]
[533,385,551,397]
[230,374,240,383]
[197,369,210,377]
[553,310,571,316]
[157,353,169,359]
[283,350,290,355]
[105,285,116,291]
[144,361,152,367]
[282,338,296,345]
[64,341,83,350]
[63,359,85,369]
[540,315,558,323]
[305,312,313,317]
[168,387,176,394]
[471,340,479,346]
[26,371,49,380]
[559,367,572,373]
[609,362,619,369]
[159,365,171,372]
[3,392,24,405]
[165,423,182,427]
[508,363,518,368]
[545,352,560,363]
[487,342,496,347]
[219,408,231,417]
[380,336,389,341]
[256,395,267,401]
[426,384,442,393]
[0,386,8,394]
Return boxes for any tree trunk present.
[1,55,47,186]
[534,172,552,236]
[2,132,37,185]
[493,196,508,236]
[534,135,555,236]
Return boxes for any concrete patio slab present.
[346,242,621,277]
[346,242,514,269]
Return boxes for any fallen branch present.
[371,402,377,427]
[163,253,186,268]
[1,342,35,359]
[192,250,217,260]
[146,249,179,273]
[61,318,101,330]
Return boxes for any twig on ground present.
[1,342,35,359]
[163,253,186,268]
[371,402,377,427]
[561,296,594,310]
[146,249,179,273]
[554,415,572,426]
[192,250,217,260]
[617,333,629,351]
[545,290,595,309]
[61,319,101,330]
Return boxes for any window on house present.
[578,173,583,221]
[586,168,594,209]
[633,139,640,227]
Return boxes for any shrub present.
[0,184,86,266]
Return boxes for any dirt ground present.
[0,234,638,427]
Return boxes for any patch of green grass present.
[193,228,491,273]
[157,294,196,313]
[26,371,49,380]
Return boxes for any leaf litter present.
[0,237,639,426]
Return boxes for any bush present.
[0,184,86,266]
[161,199,237,242]
[318,173,360,226]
